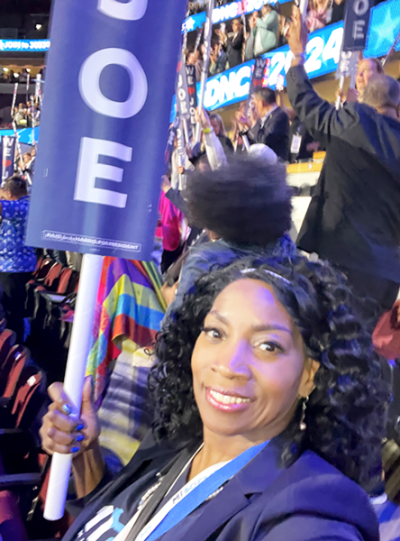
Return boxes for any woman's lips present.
[206,387,252,412]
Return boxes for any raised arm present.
[286,6,359,148]
[198,108,228,170]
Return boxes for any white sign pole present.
[44,253,103,521]
[11,83,18,112]
[335,74,345,109]
[195,0,215,144]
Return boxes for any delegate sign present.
[26,0,186,260]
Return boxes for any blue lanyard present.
[145,440,269,541]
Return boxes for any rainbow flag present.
[86,257,166,402]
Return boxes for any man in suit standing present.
[245,87,290,161]
[286,6,400,314]
[222,19,244,69]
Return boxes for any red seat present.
[0,346,29,400]
[29,257,54,284]
[32,255,45,278]
[0,330,16,371]
[11,364,44,430]
[26,259,57,317]
[0,346,46,432]
[57,267,79,296]
[40,262,63,292]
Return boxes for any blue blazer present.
[63,433,379,541]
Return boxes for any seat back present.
[0,346,29,398]
[56,267,73,295]
[33,254,45,278]
[12,363,46,430]
[43,262,63,291]
[0,330,16,371]
[68,271,80,295]
[35,258,54,282]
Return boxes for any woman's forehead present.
[208,279,293,326]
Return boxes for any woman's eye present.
[259,341,282,353]
[203,327,222,340]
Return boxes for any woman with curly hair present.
[41,256,388,541]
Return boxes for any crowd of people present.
[0,67,33,84]
[1,1,400,540]
[185,0,351,78]
[187,0,233,16]
[12,99,41,128]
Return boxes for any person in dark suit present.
[222,19,244,69]
[41,256,386,541]
[286,7,400,314]
[245,87,290,161]
[288,116,320,163]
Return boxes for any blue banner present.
[1,136,16,184]
[0,127,39,146]
[174,0,400,114]
[342,0,373,51]
[26,0,186,260]
[0,39,50,52]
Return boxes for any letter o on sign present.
[353,0,369,16]
[79,48,148,119]
[98,0,148,21]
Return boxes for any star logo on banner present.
[184,17,196,32]
[366,2,400,58]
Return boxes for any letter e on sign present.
[74,137,132,208]
[352,20,365,40]
[98,0,148,21]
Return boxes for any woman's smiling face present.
[191,279,319,442]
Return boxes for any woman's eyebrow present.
[208,311,292,335]
[208,310,229,325]
[251,324,292,335]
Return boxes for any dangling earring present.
[299,396,309,431]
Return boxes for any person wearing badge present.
[41,254,386,541]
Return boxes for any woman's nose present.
[213,340,252,380]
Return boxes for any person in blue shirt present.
[0,175,36,342]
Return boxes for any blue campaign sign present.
[342,0,373,52]
[26,0,186,260]
[191,0,400,112]
[0,39,50,52]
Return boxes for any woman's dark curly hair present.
[183,154,292,246]
[149,255,390,490]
